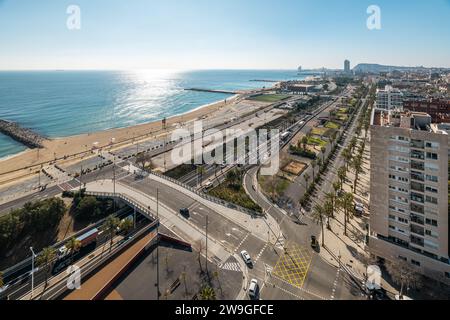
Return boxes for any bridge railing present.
[85,191,157,220]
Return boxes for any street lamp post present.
[30,247,36,299]
[156,188,160,300]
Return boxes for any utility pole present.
[79,165,83,192]
[38,165,42,189]
[113,156,116,212]
[30,247,36,299]
[205,215,209,275]
[156,188,160,300]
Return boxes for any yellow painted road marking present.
[272,243,313,289]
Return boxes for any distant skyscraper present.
[344,60,351,73]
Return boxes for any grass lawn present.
[307,136,327,147]
[325,121,341,130]
[336,113,349,122]
[311,127,330,137]
[248,94,291,103]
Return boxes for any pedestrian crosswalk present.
[219,262,241,272]
[275,235,285,250]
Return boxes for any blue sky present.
[0,0,449,70]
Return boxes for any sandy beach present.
[0,94,241,185]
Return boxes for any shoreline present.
[0,93,243,179]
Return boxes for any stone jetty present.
[0,119,46,149]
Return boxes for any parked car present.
[240,250,253,266]
[354,202,364,216]
[248,279,259,299]
[311,235,319,249]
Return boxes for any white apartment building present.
[370,109,450,284]
[376,85,404,110]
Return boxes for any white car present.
[240,250,253,266]
[248,279,259,299]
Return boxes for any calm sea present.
[0,70,303,158]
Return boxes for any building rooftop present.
[371,109,449,134]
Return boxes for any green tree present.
[136,152,152,171]
[301,136,308,151]
[317,157,323,170]
[119,218,134,234]
[323,200,334,230]
[320,146,327,162]
[338,192,354,236]
[342,148,353,171]
[66,237,81,263]
[351,155,363,193]
[325,192,336,219]
[312,204,325,246]
[199,285,216,300]
[337,166,347,190]
[103,215,120,252]
[75,196,100,221]
[36,247,57,288]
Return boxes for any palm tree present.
[199,285,216,300]
[119,218,134,234]
[339,192,354,236]
[37,247,57,288]
[301,136,308,151]
[333,181,341,200]
[317,157,323,171]
[103,215,120,252]
[342,148,352,171]
[337,166,347,190]
[350,137,358,153]
[66,237,81,264]
[312,204,325,246]
[136,152,151,171]
[323,200,334,230]
[324,192,335,219]
[351,155,363,193]
[331,131,338,147]
[320,146,327,163]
